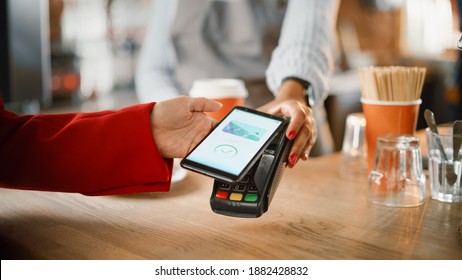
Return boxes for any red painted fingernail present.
[288,130,296,140]
[289,153,298,165]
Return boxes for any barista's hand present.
[151,96,222,158]
[258,80,316,167]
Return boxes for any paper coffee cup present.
[361,98,421,171]
[189,79,249,121]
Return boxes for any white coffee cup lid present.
[189,79,249,99]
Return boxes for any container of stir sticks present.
[358,66,426,171]
[358,66,426,102]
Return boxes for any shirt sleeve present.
[0,99,173,196]
[135,0,181,103]
[265,0,340,106]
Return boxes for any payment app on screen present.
[184,108,283,178]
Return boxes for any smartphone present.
[180,106,289,183]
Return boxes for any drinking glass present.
[339,113,368,181]
[368,134,426,207]
[426,125,462,203]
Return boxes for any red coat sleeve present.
[0,98,173,195]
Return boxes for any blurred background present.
[1,0,152,113]
[1,0,461,151]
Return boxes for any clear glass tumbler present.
[426,125,462,203]
[339,112,368,181]
[368,134,426,207]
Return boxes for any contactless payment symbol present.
[214,144,238,158]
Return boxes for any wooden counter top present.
[1,153,461,259]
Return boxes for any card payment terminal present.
[209,122,292,218]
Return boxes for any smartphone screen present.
[181,107,287,182]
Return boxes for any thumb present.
[189,97,222,112]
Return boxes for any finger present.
[189,97,222,112]
[284,108,307,142]
[287,126,310,166]
[285,110,306,141]
[300,125,317,160]
[267,102,307,140]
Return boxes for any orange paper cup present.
[361,98,421,171]
[189,79,249,121]
[206,97,245,121]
